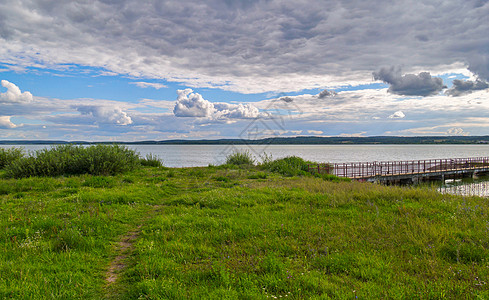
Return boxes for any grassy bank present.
[0,153,488,298]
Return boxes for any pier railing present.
[308,157,489,179]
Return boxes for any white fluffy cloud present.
[0,116,16,128]
[173,89,262,119]
[214,103,261,119]
[0,80,32,103]
[173,89,216,117]
[76,106,133,125]
[388,111,406,119]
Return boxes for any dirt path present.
[105,224,142,285]
[104,205,163,297]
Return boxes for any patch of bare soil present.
[105,225,142,285]
[104,205,163,298]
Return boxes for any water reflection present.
[438,177,489,197]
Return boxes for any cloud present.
[130,82,167,89]
[317,89,337,98]
[1,1,489,93]
[446,127,468,136]
[173,89,216,117]
[76,105,133,125]
[173,89,262,119]
[388,111,405,119]
[468,54,489,82]
[0,80,33,103]
[5,79,489,140]
[214,103,261,119]
[0,116,16,128]
[446,79,489,96]
[307,130,323,135]
[373,67,446,96]
[338,132,367,137]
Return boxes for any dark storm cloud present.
[446,79,489,96]
[468,55,489,82]
[1,0,489,92]
[373,67,446,96]
[317,89,337,99]
[280,96,293,103]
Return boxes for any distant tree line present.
[1,136,489,145]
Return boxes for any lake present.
[438,177,489,197]
[2,144,489,168]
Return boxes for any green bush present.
[260,156,313,176]
[225,150,255,166]
[0,147,24,169]
[5,144,140,178]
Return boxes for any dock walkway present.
[309,157,489,184]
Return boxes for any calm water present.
[2,144,489,168]
[439,178,489,197]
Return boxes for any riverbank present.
[1,165,488,298]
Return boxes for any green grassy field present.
[1,148,489,299]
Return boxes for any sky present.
[0,0,489,141]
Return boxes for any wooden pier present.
[308,157,489,184]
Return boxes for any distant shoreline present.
[2,136,489,145]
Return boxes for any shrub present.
[260,156,314,176]
[5,144,140,178]
[140,153,163,167]
[225,150,255,166]
[0,147,24,169]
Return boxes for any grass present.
[1,160,488,298]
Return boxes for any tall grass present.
[5,144,140,178]
[260,155,313,176]
[140,153,164,167]
[225,150,255,166]
[0,147,24,169]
